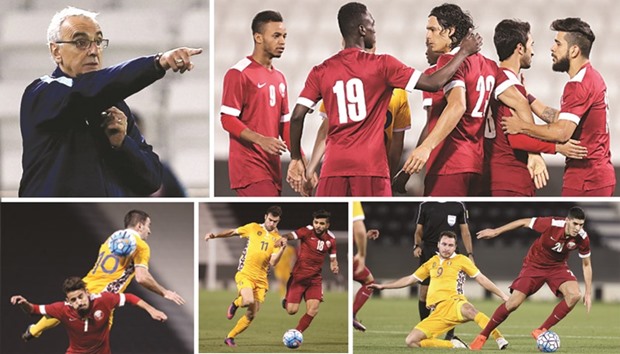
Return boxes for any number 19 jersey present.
[296,48,421,178]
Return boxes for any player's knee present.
[242,298,255,307]
[565,291,582,306]
[286,308,298,315]
[405,335,420,348]
[307,308,319,317]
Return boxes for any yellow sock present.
[474,312,503,340]
[420,338,455,348]
[233,296,242,308]
[29,316,61,338]
[227,315,252,338]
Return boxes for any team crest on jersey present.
[447,215,456,226]
[326,241,331,248]
[279,83,286,97]
[567,241,576,249]
[431,262,437,269]
[94,310,104,321]
[257,231,262,236]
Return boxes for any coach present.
[19,6,201,196]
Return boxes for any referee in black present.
[412,201,474,340]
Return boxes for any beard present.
[552,54,570,72]
[77,306,89,317]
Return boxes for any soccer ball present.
[108,230,137,257]
[282,329,303,349]
[537,330,561,352]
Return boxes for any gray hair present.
[47,6,99,44]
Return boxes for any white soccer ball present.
[537,330,560,352]
[282,329,303,349]
[107,230,137,257]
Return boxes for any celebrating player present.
[413,201,473,340]
[352,201,380,332]
[287,1,482,196]
[204,206,288,347]
[220,11,292,196]
[402,3,499,196]
[470,207,592,350]
[22,209,184,341]
[370,231,509,349]
[280,210,339,333]
[484,19,587,196]
[501,18,615,196]
[12,277,167,354]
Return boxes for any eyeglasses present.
[55,38,109,50]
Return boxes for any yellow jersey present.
[83,229,150,294]
[319,88,411,152]
[413,253,479,307]
[236,222,282,282]
[352,201,365,222]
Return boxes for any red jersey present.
[220,56,290,190]
[31,292,127,354]
[426,49,497,176]
[291,225,337,280]
[297,48,421,179]
[524,216,591,269]
[559,63,615,191]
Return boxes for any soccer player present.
[352,201,379,332]
[485,19,588,196]
[286,1,482,197]
[23,209,184,341]
[402,3,499,196]
[11,277,167,354]
[220,11,291,196]
[413,201,473,340]
[501,18,615,196]
[370,231,509,349]
[470,207,592,350]
[204,205,288,347]
[280,210,338,333]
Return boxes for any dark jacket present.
[19,56,165,197]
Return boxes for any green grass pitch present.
[200,290,348,353]
[354,298,620,353]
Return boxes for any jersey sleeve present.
[133,237,151,269]
[329,233,337,258]
[392,90,412,132]
[437,53,465,94]
[382,54,421,93]
[578,231,592,258]
[99,292,122,309]
[352,201,365,222]
[220,68,245,119]
[297,66,322,109]
[292,226,309,240]
[413,260,430,282]
[461,255,481,277]
[559,81,589,125]
[458,203,468,224]
[236,223,255,239]
[529,217,552,233]
[31,301,65,319]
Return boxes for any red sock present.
[540,300,572,330]
[296,313,315,333]
[481,303,511,337]
[353,283,374,317]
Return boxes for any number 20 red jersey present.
[296,48,421,179]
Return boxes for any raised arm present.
[10,295,35,314]
[476,218,532,239]
[205,229,239,241]
[125,293,167,322]
[134,267,185,305]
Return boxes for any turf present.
[199,290,348,353]
[354,298,620,353]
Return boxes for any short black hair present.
[251,10,283,34]
[124,210,150,228]
[312,209,331,222]
[551,17,595,58]
[63,276,87,294]
[439,230,458,240]
[568,206,586,220]
[337,2,367,38]
[429,3,474,49]
[266,205,283,217]
[494,19,531,62]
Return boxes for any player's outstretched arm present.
[157,47,202,73]
[205,229,238,241]
[474,273,509,302]
[129,295,168,322]
[368,274,418,290]
[135,267,185,305]
[270,243,288,267]
[10,295,34,313]
[582,256,593,313]
[476,218,531,239]
[414,32,482,92]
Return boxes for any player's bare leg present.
[226,301,260,347]
[460,302,508,350]
[228,287,254,320]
